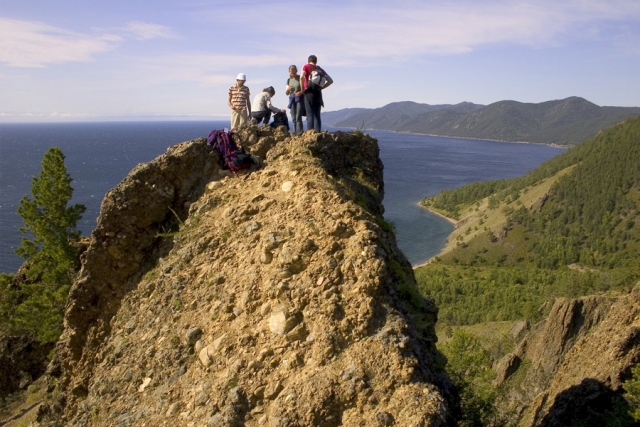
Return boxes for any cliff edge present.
[37,127,454,426]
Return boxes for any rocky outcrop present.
[0,334,53,398]
[38,126,454,426]
[494,289,640,425]
[47,134,221,405]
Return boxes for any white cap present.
[236,73,246,81]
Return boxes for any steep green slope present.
[416,116,640,325]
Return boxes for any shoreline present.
[411,202,458,270]
[328,125,568,149]
[417,202,458,225]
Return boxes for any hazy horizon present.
[2,0,639,122]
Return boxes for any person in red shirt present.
[300,55,333,133]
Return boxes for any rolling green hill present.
[325,97,640,146]
[416,115,640,325]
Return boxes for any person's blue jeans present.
[252,110,272,125]
[290,101,303,135]
[304,96,321,133]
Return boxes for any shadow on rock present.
[539,378,635,427]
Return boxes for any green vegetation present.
[441,329,497,427]
[420,136,587,218]
[440,326,640,426]
[416,265,637,325]
[331,97,640,146]
[569,397,635,427]
[415,116,640,425]
[378,218,396,233]
[623,364,640,421]
[510,119,640,269]
[0,147,85,344]
[417,117,640,327]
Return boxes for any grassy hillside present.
[416,116,640,325]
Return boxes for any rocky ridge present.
[494,288,640,426]
[38,126,454,426]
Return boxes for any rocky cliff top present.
[38,126,454,426]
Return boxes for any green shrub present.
[623,364,640,421]
[441,329,496,426]
[6,147,85,344]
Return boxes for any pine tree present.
[12,146,86,343]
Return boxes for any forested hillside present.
[417,116,640,325]
[325,97,640,146]
[324,101,482,131]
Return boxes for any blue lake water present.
[0,121,564,273]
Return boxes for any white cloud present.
[124,53,291,86]
[0,18,180,68]
[0,18,120,67]
[123,21,177,40]
[203,0,640,65]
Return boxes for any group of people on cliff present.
[228,55,333,135]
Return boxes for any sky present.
[1,0,639,122]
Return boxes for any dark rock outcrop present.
[0,334,54,398]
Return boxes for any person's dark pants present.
[290,101,304,135]
[252,110,272,125]
[304,95,321,133]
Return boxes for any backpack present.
[270,111,290,130]
[207,130,254,172]
[308,67,328,90]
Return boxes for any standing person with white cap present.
[228,73,251,130]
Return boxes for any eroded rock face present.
[494,289,640,426]
[39,126,454,426]
[47,137,220,405]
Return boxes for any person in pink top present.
[300,55,333,133]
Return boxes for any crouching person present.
[251,86,285,125]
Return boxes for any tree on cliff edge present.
[10,146,86,343]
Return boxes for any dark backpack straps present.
[207,129,220,145]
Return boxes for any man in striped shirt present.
[228,73,251,130]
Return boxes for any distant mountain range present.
[323,97,640,146]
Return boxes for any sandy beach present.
[416,202,458,225]
[410,203,458,269]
